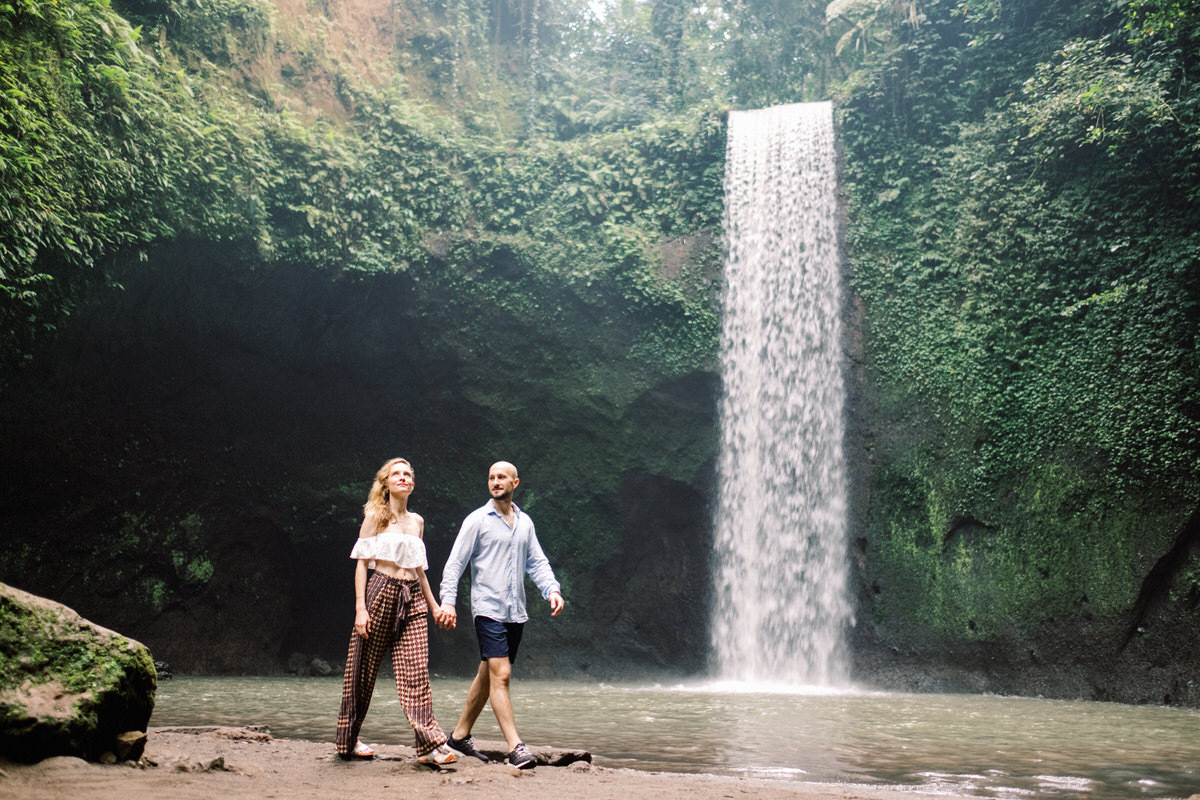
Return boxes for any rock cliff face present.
[2,0,1197,709]
[0,583,156,762]
[1,206,1196,703]
[841,263,1200,708]
[0,241,718,679]
[0,0,724,681]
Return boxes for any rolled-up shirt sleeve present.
[441,501,558,622]
[524,519,560,599]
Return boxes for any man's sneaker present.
[445,732,489,763]
[505,742,536,769]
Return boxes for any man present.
[436,461,565,769]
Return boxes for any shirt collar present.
[486,499,522,518]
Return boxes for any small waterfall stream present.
[711,101,851,686]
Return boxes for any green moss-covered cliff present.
[837,0,1200,703]
[1,0,725,677]
[1,0,1196,701]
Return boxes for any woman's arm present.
[353,514,375,638]
[353,558,370,638]
[412,515,440,614]
[417,567,438,611]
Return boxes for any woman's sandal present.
[417,744,458,767]
[353,739,376,758]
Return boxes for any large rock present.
[0,583,157,762]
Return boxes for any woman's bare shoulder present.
[358,512,381,538]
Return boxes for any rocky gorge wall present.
[833,2,1200,706]
[1,0,1197,707]
[1,0,726,680]
[3,208,1194,705]
[0,238,718,678]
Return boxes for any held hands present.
[434,603,457,630]
[428,596,560,628]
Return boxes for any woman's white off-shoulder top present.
[349,531,428,570]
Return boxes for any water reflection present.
[152,677,1200,800]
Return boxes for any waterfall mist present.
[711,101,851,686]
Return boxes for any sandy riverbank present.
[0,725,974,800]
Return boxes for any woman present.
[334,457,457,765]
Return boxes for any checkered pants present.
[335,573,447,756]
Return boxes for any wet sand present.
[0,725,976,800]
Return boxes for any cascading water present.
[710,101,851,686]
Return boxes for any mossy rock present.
[0,583,156,762]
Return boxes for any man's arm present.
[438,512,479,628]
[524,520,563,615]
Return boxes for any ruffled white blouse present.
[349,531,428,570]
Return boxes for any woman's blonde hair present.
[363,457,413,534]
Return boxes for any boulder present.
[468,738,592,767]
[0,583,157,762]
[286,652,308,674]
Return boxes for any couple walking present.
[334,458,564,769]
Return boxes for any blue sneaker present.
[505,742,536,769]
[446,733,489,763]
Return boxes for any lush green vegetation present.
[0,0,726,367]
[836,0,1200,644]
[1,0,731,671]
[1,0,1197,681]
[0,0,278,358]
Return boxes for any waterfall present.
[710,101,851,686]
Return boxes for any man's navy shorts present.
[474,616,524,663]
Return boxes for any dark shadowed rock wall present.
[0,239,718,678]
[2,0,1197,704]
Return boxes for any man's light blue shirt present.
[439,500,560,624]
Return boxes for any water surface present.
[152,677,1200,800]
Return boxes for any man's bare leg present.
[485,656,521,751]
[452,660,491,739]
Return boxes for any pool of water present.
[151,676,1200,800]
